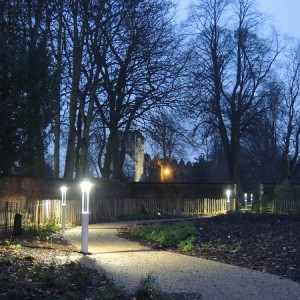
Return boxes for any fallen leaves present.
[120,213,300,283]
[0,235,127,299]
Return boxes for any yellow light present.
[164,168,170,176]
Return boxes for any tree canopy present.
[1,0,300,194]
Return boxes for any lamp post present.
[226,189,231,211]
[60,186,67,230]
[244,193,248,210]
[80,179,92,254]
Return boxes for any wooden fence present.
[0,200,82,234]
[259,183,300,214]
[264,198,300,214]
[0,197,228,234]
[2,176,300,235]
[89,197,228,221]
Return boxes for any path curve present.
[63,221,300,300]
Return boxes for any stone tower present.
[125,130,145,182]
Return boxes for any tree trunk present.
[13,213,22,236]
[101,129,122,179]
[64,0,83,180]
[79,95,95,178]
[53,1,63,178]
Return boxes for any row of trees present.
[0,0,182,180]
[1,0,300,192]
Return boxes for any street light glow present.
[226,189,231,211]
[60,186,67,192]
[60,185,67,230]
[80,180,92,193]
[80,179,92,214]
[226,189,231,199]
[164,168,170,176]
[60,186,67,205]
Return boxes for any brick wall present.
[0,176,235,202]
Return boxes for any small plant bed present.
[118,213,300,284]
[0,234,129,299]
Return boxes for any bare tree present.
[186,0,280,206]
[279,41,300,181]
[91,0,182,179]
[145,111,188,161]
[49,0,64,177]
[62,0,91,179]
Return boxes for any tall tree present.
[278,41,300,181]
[92,0,182,179]
[63,0,90,179]
[49,0,64,177]
[0,0,55,176]
[242,79,283,185]
[186,0,280,205]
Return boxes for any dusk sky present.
[177,0,300,38]
[258,0,300,38]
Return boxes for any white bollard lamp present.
[60,186,67,230]
[80,179,92,254]
[226,189,231,212]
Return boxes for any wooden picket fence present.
[0,200,81,234]
[260,183,300,214]
[1,196,300,235]
[0,197,228,234]
[266,198,300,214]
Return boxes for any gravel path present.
[63,221,300,300]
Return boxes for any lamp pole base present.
[81,213,89,254]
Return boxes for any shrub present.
[23,218,61,239]
[134,274,170,300]
[133,221,196,250]
[178,236,196,251]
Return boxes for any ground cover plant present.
[131,221,197,251]
[118,213,300,283]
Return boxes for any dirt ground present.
[1,213,300,299]
[118,213,300,284]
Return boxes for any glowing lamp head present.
[226,189,231,199]
[80,180,92,192]
[60,186,67,193]
[60,186,67,205]
[80,179,91,214]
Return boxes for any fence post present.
[4,202,8,234]
[13,213,22,236]
[259,184,264,213]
